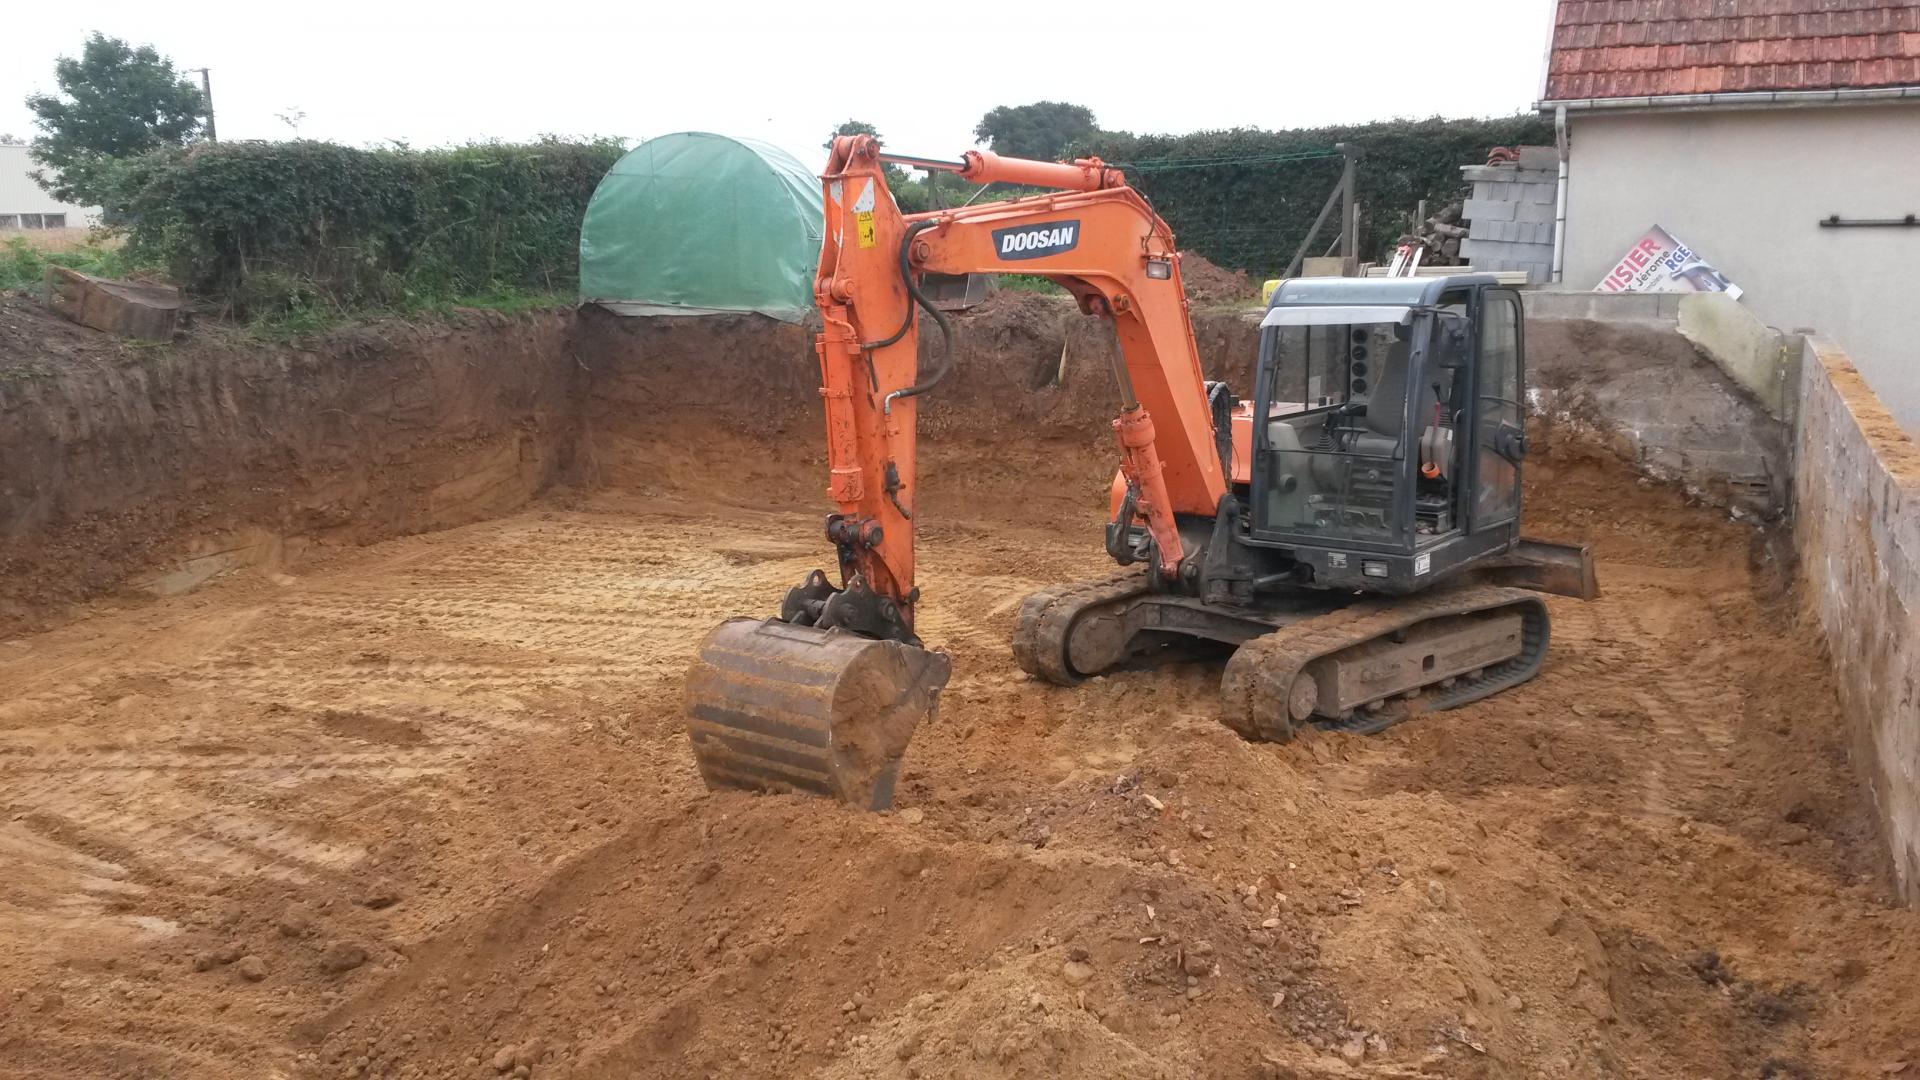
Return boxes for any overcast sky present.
[3,1,1556,166]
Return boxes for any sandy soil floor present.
[2,456,1916,1080]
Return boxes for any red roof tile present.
[1542,0,1920,99]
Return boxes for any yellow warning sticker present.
[856,211,876,249]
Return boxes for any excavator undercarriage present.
[1011,571,1549,741]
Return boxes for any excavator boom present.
[803,135,1228,615]
[686,135,1224,806]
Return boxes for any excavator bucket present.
[684,618,952,810]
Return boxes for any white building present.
[0,144,100,229]
[1539,0,1920,431]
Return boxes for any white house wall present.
[0,145,100,226]
[1562,103,1920,432]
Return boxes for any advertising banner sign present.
[1597,225,1742,299]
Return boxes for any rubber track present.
[1219,584,1549,743]
[1010,569,1150,685]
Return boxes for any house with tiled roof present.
[1538,0,1920,428]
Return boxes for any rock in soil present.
[319,943,369,974]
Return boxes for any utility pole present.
[190,68,216,142]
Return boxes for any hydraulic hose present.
[881,226,955,415]
[860,220,939,353]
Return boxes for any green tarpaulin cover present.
[579,132,823,323]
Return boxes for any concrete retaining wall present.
[1561,104,1920,433]
[1792,335,1920,902]
[1523,290,1683,323]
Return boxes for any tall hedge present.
[1079,115,1553,277]
[115,138,625,313]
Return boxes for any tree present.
[824,119,881,150]
[820,118,943,210]
[973,102,1097,162]
[0,133,24,146]
[24,33,206,205]
[816,117,1005,213]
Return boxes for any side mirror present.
[1436,322,1471,368]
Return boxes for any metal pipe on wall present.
[1551,105,1569,285]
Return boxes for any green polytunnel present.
[579,132,824,322]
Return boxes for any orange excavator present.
[684,135,1596,808]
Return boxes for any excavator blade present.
[684,618,952,810]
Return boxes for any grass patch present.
[1,232,142,290]
[2,229,566,351]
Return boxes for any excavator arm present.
[811,136,1229,633]
[686,135,1230,807]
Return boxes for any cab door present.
[1471,288,1525,532]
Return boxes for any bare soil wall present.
[1792,333,1920,901]
[0,293,1262,636]
[0,292,1262,637]
[572,294,1261,510]
[1,292,1797,633]
[0,301,578,633]
[1527,315,1787,517]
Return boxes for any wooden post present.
[191,67,217,142]
[1338,147,1358,276]
[1283,142,1363,279]
[1283,181,1345,279]
[1348,201,1363,277]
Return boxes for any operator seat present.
[1332,330,1432,463]
[1300,330,1434,534]
[1352,333,1414,457]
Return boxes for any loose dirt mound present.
[1,305,1915,1079]
[1179,253,1257,307]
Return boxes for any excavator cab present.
[1245,276,1529,593]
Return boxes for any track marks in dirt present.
[0,512,825,973]
[1542,573,1744,823]
[1306,566,1754,841]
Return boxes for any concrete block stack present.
[1460,146,1558,284]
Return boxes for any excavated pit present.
[1,292,1916,1079]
